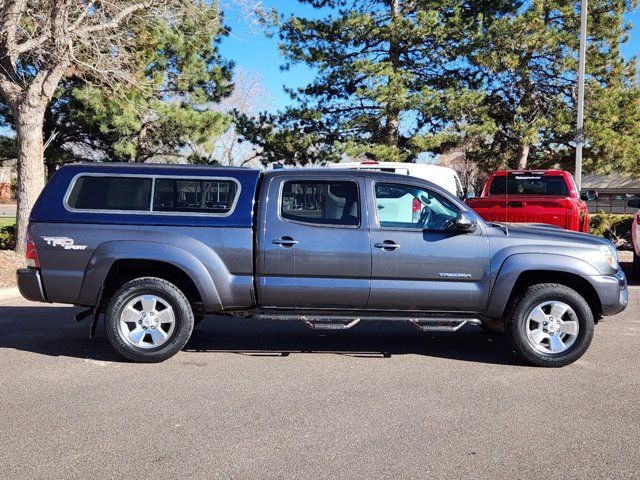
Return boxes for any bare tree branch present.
[74,2,152,36]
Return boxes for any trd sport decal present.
[42,236,88,251]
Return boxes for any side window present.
[153,178,238,214]
[281,180,360,226]
[67,176,152,211]
[375,183,459,231]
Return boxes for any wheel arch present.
[101,260,203,309]
[78,241,224,311]
[503,270,601,321]
[485,254,603,320]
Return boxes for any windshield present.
[489,174,568,196]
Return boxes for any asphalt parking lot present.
[1,286,639,479]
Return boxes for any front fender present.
[78,240,223,310]
[484,253,600,318]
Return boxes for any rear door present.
[367,179,491,312]
[256,173,371,309]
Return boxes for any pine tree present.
[468,0,640,171]
[239,0,510,165]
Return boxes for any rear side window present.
[281,180,360,226]
[489,174,569,196]
[67,176,152,211]
[153,178,238,214]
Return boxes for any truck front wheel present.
[105,277,194,363]
[505,283,594,367]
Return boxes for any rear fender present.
[78,240,224,310]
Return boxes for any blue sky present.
[219,0,321,111]
[221,2,640,113]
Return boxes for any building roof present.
[581,172,640,192]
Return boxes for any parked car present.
[628,198,640,279]
[467,170,596,232]
[328,161,465,199]
[18,164,627,366]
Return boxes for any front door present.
[367,181,491,312]
[258,175,371,309]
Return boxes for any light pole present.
[575,0,588,191]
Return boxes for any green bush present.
[589,212,634,249]
[0,225,15,250]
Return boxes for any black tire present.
[105,277,194,363]
[633,252,639,281]
[479,318,505,334]
[505,283,594,367]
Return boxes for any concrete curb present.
[0,286,20,301]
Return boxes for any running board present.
[408,318,480,332]
[302,317,361,330]
[246,313,361,330]
[244,311,479,332]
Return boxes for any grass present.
[0,217,15,228]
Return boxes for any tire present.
[105,277,194,363]
[633,252,640,281]
[479,318,505,334]
[505,283,594,367]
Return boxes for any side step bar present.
[408,318,480,332]
[245,313,361,330]
[244,312,480,332]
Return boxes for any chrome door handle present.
[272,237,299,247]
[374,241,401,250]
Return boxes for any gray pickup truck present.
[17,163,627,366]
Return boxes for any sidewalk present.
[0,286,19,300]
[0,204,16,217]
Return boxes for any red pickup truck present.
[467,170,594,232]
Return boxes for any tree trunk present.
[517,143,530,169]
[15,103,46,254]
[384,0,401,148]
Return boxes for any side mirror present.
[628,198,640,209]
[455,211,477,232]
[581,189,597,201]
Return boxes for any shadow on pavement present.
[0,305,525,366]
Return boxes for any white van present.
[328,161,465,199]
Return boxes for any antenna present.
[505,169,509,224]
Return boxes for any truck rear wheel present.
[105,277,194,363]
[505,283,594,367]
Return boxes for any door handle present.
[374,241,401,250]
[272,236,299,247]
